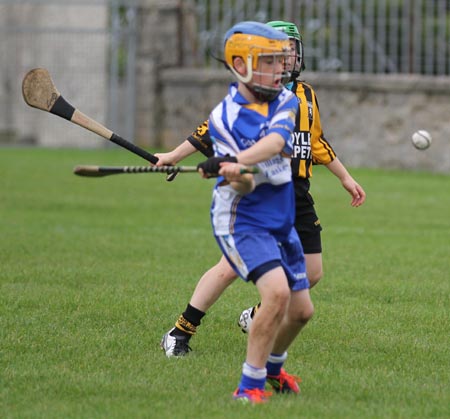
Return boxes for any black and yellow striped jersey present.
[187,81,336,188]
[290,80,336,178]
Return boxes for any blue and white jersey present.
[209,83,298,237]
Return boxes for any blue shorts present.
[215,228,309,291]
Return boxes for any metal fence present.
[191,0,450,75]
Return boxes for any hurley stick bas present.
[73,165,259,178]
[22,68,158,164]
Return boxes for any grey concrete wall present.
[159,69,450,173]
[0,3,108,147]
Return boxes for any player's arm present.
[310,91,336,165]
[235,132,286,165]
[197,132,286,177]
[325,157,366,207]
[154,119,213,166]
[154,140,197,166]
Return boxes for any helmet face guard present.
[251,51,291,101]
[224,22,290,101]
[290,38,304,80]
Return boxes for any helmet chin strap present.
[291,70,300,80]
[246,83,280,102]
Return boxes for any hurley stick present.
[22,68,158,164]
[73,165,259,178]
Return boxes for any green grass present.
[1,147,449,418]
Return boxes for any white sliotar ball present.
[411,130,432,150]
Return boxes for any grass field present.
[1,147,449,418]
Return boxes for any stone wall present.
[158,69,450,173]
[135,0,185,145]
[136,0,449,173]
[304,73,450,172]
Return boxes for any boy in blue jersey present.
[194,21,313,404]
[159,22,365,363]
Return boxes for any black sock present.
[171,304,206,338]
[183,303,206,326]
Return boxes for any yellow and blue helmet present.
[224,21,290,99]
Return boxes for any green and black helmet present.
[267,20,305,80]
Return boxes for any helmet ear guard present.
[227,54,254,84]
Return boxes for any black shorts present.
[295,193,322,254]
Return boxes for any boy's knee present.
[262,287,290,317]
[274,287,291,305]
[268,286,290,307]
[290,300,314,324]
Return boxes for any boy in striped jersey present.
[237,20,366,332]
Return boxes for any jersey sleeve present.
[267,90,298,156]
[187,119,214,157]
[310,91,336,165]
